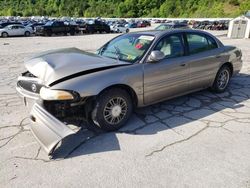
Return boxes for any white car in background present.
[110,24,129,33]
[0,24,33,37]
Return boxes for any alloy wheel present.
[103,97,127,125]
[217,69,230,90]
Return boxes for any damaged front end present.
[30,99,91,155]
[17,71,93,155]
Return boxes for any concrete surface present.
[0,29,250,188]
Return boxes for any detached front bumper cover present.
[30,102,75,154]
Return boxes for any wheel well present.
[221,62,233,75]
[100,84,138,107]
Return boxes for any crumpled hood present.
[25,48,130,85]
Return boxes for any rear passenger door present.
[185,32,224,90]
[17,25,25,35]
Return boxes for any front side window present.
[186,33,217,54]
[99,34,155,63]
[153,34,184,58]
[53,22,60,26]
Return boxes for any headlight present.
[40,87,74,101]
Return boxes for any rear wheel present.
[91,88,133,131]
[46,30,52,36]
[24,31,30,37]
[211,65,231,93]
[70,30,75,36]
[2,32,8,38]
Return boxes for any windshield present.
[155,24,172,30]
[99,34,155,63]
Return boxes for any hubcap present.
[112,105,122,117]
[217,69,230,90]
[103,97,127,125]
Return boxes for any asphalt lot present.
[0,29,250,188]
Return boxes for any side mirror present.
[147,50,165,63]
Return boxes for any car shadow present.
[51,73,250,159]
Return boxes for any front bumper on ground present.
[30,102,75,154]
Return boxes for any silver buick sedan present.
[16,29,242,154]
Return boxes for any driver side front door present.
[7,26,18,36]
[143,33,190,105]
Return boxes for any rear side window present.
[53,22,59,26]
[154,34,184,59]
[186,33,217,54]
[206,35,218,50]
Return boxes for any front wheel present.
[91,88,133,131]
[2,32,8,38]
[211,65,231,93]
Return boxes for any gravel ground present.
[0,28,250,188]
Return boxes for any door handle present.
[180,63,186,67]
[216,55,221,58]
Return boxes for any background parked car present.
[126,22,137,28]
[110,24,129,33]
[0,24,33,37]
[27,22,45,32]
[84,20,111,34]
[0,21,22,29]
[35,21,79,36]
[155,23,189,30]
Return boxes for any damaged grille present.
[43,100,89,126]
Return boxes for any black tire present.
[126,29,129,33]
[91,88,133,131]
[105,29,110,33]
[24,31,30,37]
[211,65,231,93]
[2,32,8,38]
[70,30,75,36]
[46,30,52,36]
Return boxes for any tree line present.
[0,0,249,18]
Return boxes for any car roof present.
[7,24,23,27]
[131,29,217,38]
[128,29,223,47]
